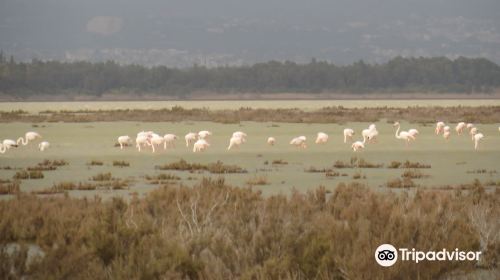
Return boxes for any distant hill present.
[1,55,499,100]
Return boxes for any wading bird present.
[473,133,484,150]
[163,134,178,149]
[351,141,365,152]
[193,139,210,152]
[455,122,466,135]
[117,136,131,149]
[17,131,41,146]
[267,137,276,146]
[443,126,451,140]
[39,141,50,151]
[290,136,307,148]
[435,122,445,135]
[394,122,415,145]
[315,132,328,144]
[185,132,197,147]
[343,128,354,143]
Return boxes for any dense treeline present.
[1,52,500,97]
[0,179,498,279]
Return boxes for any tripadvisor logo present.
[375,244,481,267]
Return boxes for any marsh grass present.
[13,170,44,180]
[0,179,497,279]
[0,180,20,195]
[2,106,499,124]
[246,175,269,186]
[88,160,104,166]
[92,172,113,181]
[387,178,417,188]
[112,161,130,168]
[333,157,383,169]
[156,159,247,174]
[145,173,181,184]
[401,169,430,179]
[388,160,431,169]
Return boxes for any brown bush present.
[88,160,104,166]
[92,172,113,181]
[0,179,497,279]
[156,159,246,174]
[402,169,430,179]
[112,160,130,167]
[246,175,269,186]
[0,180,20,195]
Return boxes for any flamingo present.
[2,139,18,149]
[473,133,484,150]
[466,123,474,131]
[163,134,178,149]
[232,131,247,141]
[267,137,276,146]
[455,122,466,135]
[39,141,50,151]
[408,128,419,138]
[185,132,197,147]
[149,133,165,153]
[227,136,244,150]
[198,130,212,139]
[343,128,354,143]
[193,139,210,152]
[117,136,131,149]
[315,132,329,144]
[443,126,451,140]
[435,122,445,135]
[135,134,151,152]
[17,131,41,145]
[0,144,6,154]
[394,122,415,146]
[351,141,364,152]
[290,136,307,148]
[469,127,478,141]
[362,124,378,143]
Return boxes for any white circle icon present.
[375,244,398,267]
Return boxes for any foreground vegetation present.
[1,105,500,124]
[1,55,500,98]
[0,178,498,279]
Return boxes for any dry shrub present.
[325,170,340,177]
[112,161,130,167]
[156,159,246,174]
[0,179,497,279]
[92,172,113,181]
[88,160,104,166]
[387,161,402,169]
[387,177,417,188]
[0,180,20,195]
[13,170,44,180]
[402,169,430,179]
[145,173,181,184]
[271,159,288,165]
[334,157,383,169]
[246,175,269,186]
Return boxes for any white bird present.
[185,132,198,147]
[267,137,276,146]
[408,129,419,138]
[435,122,445,135]
[135,134,151,152]
[2,139,18,149]
[362,124,378,144]
[455,122,466,135]
[290,136,307,148]
[117,135,131,149]
[473,133,484,150]
[351,141,365,152]
[198,130,212,139]
[193,139,210,152]
[443,126,451,140]
[17,131,41,146]
[0,144,6,154]
[343,128,354,143]
[466,123,474,130]
[394,122,415,145]
[232,131,247,141]
[315,132,329,144]
[39,141,50,152]
[149,134,165,153]
[227,136,244,150]
[470,127,478,140]
[163,134,178,149]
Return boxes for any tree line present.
[1,52,500,97]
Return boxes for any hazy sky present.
[1,0,500,66]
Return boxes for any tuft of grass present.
[0,181,20,195]
[88,160,104,166]
[13,170,44,180]
[387,161,402,169]
[92,172,113,181]
[156,159,246,174]
[246,175,269,186]
[401,169,430,179]
[387,178,417,188]
[271,159,288,165]
[113,160,130,167]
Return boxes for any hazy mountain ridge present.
[1,0,499,67]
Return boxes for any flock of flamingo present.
[0,122,498,155]
[0,132,48,154]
